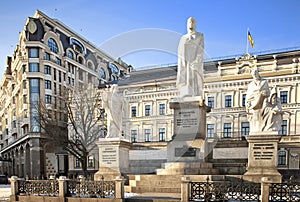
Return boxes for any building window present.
[280,91,288,104]
[23,95,27,104]
[278,150,287,165]
[159,128,166,142]
[53,69,56,80]
[56,57,61,66]
[67,50,74,59]
[45,95,51,104]
[207,97,214,108]
[29,63,39,72]
[47,38,59,53]
[75,158,81,168]
[241,122,250,136]
[223,123,232,138]
[242,94,246,107]
[44,65,51,75]
[145,129,151,142]
[63,73,66,81]
[44,52,50,60]
[145,105,151,116]
[72,78,75,86]
[131,106,137,117]
[131,130,137,143]
[23,80,27,89]
[88,156,94,168]
[58,71,61,82]
[159,103,166,115]
[45,80,51,89]
[279,120,287,135]
[225,95,232,107]
[207,124,215,138]
[28,48,39,58]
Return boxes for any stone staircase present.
[156,161,219,175]
[125,174,218,193]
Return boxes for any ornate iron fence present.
[67,178,115,198]
[189,180,261,201]
[17,179,59,196]
[270,183,300,201]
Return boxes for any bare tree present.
[36,84,104,176]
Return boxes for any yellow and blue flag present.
[248,31,254,48]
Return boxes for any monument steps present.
[125,174,225,193]
[156,161,219,175]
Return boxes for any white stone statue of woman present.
[246,69,270,133]
[103,84,124,138]
[176,17,204,98]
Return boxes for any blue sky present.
[1,0,300,75]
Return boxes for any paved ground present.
[0,184,10,201]
[0,185,181,201]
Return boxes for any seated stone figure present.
[261,89,283,132]
[246,69,283,134]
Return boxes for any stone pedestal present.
[243,134,282,183]
[157,97,214,175]
[168,97,210,162]
[94,138,131,181]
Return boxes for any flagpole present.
[246,28,249,54]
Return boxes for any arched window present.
[67,50,74,59]
[278,150,287,165]
[47,38,58,53]
[78,56,84,64]
[109,63,119,75]
[70,38,85,53]
[87,61,94,69]
[99,68,106,79]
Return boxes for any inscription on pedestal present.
[175,147,196,157]
[101,147,117,165]
[253,143,274,160]
[175,109,199,135]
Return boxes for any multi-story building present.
[119,50,300,177]
[0,10,129,178]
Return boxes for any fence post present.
[58,176,68,197]
[261,177,271,202]
[115,176,125,199]
[10,176,19,202]
[181,176,191,202]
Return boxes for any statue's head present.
[251,68,260,80]
[187,17,196,33]
[111,84,119,93]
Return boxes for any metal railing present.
[270,182,300,201]
[18,179,59,196]
[189,179,261,201]
[67,177,115,198]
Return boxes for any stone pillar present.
[58,176,68,197]
[181,176,191,202]
[243,134,282,183]
[115,176,125,199]
[261,177,271,202]
[94,138,131,181]
[10,176,18,202]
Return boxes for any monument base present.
[158,97,215,175]
[94,138,131,181]
[243,134,282,183]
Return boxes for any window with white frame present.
[131,106,137,117]
[75,158,81,168]
[159,128,166,142]
[159,103,166,115]
[242,94,246,107]
[280,91,288,104]
[145,129,151,142]
[28,48,39,58]
[88,155,94,168]
[207,124,214,138]
[207,97,214,108]
[131,130,137,142]
[223,123,232,138]
[145,105,151,116]
[225,95,232,107]
[278,150,287,165]
[279,120,287,135]
[241,122,249,136]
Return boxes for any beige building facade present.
[0,10,129,178]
